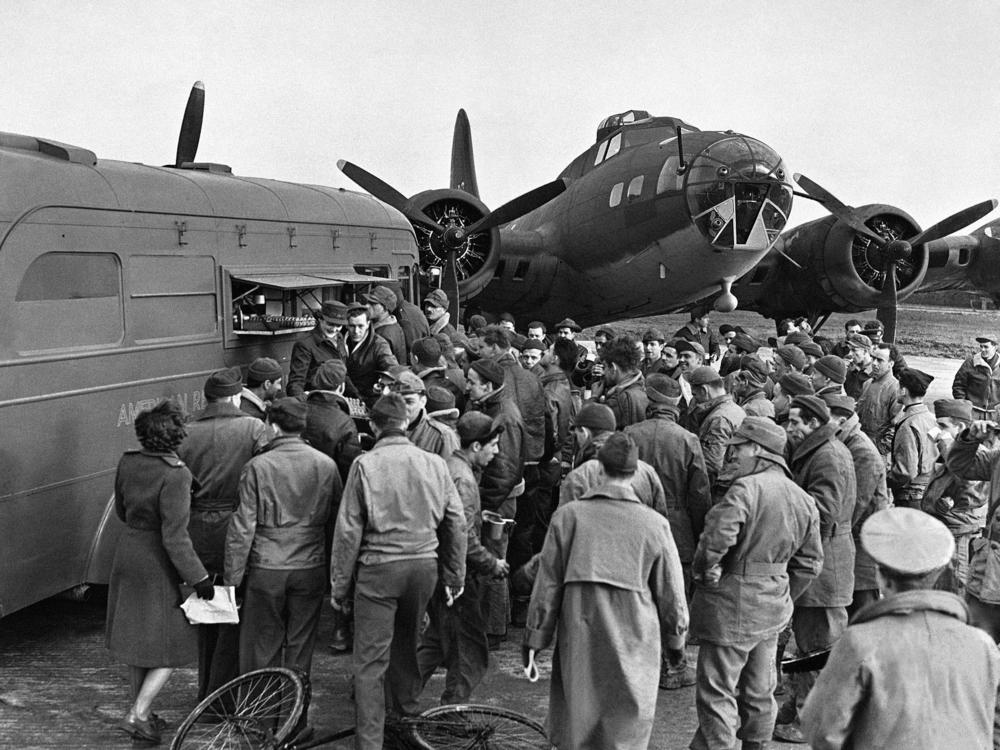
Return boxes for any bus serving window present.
[129,255,217,343]
[14,252,123,353]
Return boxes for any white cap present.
[861,508,955,575]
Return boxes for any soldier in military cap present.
[417,412,509,704]
[519,338,546,375]
[773,371,815,425]
[734,357,775,420]
[856,342,901,455]
[674,305,720,361]
[843,332,875,399]
[920,399,988,594]
[776,395,857,743]
[687,365,746,489]
[362,284,407,363]
[330,393,466,749]
[387,369,459,460]
[821,392,890,615]
[177,368,269,699]
[241,357,284,421]
[690,417,822,750]
[225,398,342,679]
[287,300,351,398]
[810,355,847,397]
[803,508,1000,750]
[887,367,938,508]
[641,327,673,376]
[594,335,648,429]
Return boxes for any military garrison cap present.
[898,367,934,397]
[861,507,955,574]
[934,398,973,423]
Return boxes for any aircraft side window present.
[609,182,624,208]
[593,140,609,166]
[656,156,683,195]
[627,175,644,201]
[605,133,622,161]
[13,251,123,353]
[513,261,530,281]
[493,259,506,279]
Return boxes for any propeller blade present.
[793,173,886,245]
[465,178,567,235]
[443,250,461,319]
[450,109,479,198]
[907,199,998,246]
[337,160,442,230]
[175,81,205,167]
[877,259,899,343]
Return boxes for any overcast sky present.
[5,1,998,231]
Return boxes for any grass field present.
[584,304,1000,360]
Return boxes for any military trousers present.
[690,633,779,750]
[352,558,437,750]
[197,622,240,700]
[238,566,326,677]
[782,605,848,725]
[482,497,516,636]
[416,575,489,704]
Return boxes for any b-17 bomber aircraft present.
[339,108,796,326]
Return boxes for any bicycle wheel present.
[170,667,309,750]
[405,704,549,749]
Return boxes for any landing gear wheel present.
[170,667,308,749]
[406,704,549,749]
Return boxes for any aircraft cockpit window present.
[656,156,684,195]
[594,140,610,166]
[609,182,624,208]
[605,133,622,161]
[627,176,644,201]
[14,252,123,353]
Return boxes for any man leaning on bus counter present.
[287,301,350,399]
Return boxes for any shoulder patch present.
[159,454,186,468]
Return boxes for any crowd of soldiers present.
[109,283,1000,749]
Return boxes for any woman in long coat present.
[106,399,213,744]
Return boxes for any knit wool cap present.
[574,402,616,433]
[370,393,408,423]
[726,416,787,455]
[645,373,681,402]
[776,345,807,371]
[779,372,815,397]
[783,331,811,347]
[933,398,973,423]
[470,358,506,387]
[790,395,831,424]
[268,397,308,435]
[814,355,847,384]
[597,432,638,473]
[204,367,243,398]
[521,339,546,353]
[469,314,488,332]
[861,507,955,574]
[247,357,283,382]
[425,385,456,413]
[313,359,347,390]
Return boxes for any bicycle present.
[169,666,550,749]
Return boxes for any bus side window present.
[14,252,123,353]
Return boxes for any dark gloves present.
[193,577,215,600]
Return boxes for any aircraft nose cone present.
[684,136,793,251]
